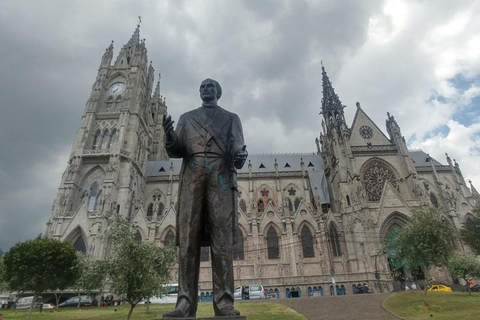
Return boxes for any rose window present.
[362,161,397,201]
[359,125,373,139]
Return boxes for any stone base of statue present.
[158,316,246,320]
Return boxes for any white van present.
[15,296,43,310]
[140,283,178,304]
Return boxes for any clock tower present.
[45,25,168,259]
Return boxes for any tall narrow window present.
[107,129,116,149]
[94,190,102,212]
[147,203,154,219]
[239,199,247,213]
[101,130,110,149]
[346,195,351,206]
[92,130,101,149]
[294,198,301,211]
[115,96,123,110]
[73,235,86,253]
[88,183,99,212]
[157,202,165,217]
[106,97,114,110]
[134,231,142,243]
[301,226,315,258]
[267,227,280,259]
[164,230,175,247]
[288,198,293,212]
[330,224,342,257]
[234,229,244,260]
[257,200,264,212]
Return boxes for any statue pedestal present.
[158,317,246,320]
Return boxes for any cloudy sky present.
[1,0,479,251]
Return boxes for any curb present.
[381,293,405,320]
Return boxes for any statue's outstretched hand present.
[163,115,176,144]
[234,145,248,169]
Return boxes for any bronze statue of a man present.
[163,79,248,318]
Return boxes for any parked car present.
[234,286,249,300]
[248,285,266,300]
[42,303,54,309]
[58,295,97,308]
[15,296,43,310]
[139,283,179,304]
[427,285,452,292]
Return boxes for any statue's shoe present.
[216,307,240,317]
[163,308,189,318]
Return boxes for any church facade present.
[46,26,479,298]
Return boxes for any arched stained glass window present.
[330,224,342,257]
[157,202,165,217]
[164,230,175,247]
[147,203,154,219]
[108,129,116,149]
[134,231,142,243]
[106,97,114,110]
[239,199,247,213]
[267,227,280,259]
[94,190,102,212]
[115,96,123,110]
[101,130,110,149]
[301,225,314,258]
[73,235,86,253]
[88,183,99,212]
[92,130,101,149]
[258,200,264,212]
[294,198,301,211]
[234,229,244,260]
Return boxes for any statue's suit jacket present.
[165,106,245,246]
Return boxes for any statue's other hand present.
[163,115,175,143]
[234,145,248,169]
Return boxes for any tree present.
[460,209,480,254]
[2,238,79,320]
[73,254,109,308]
[448,252,480,295]
[106,215,176,320]
[385,207,456,294]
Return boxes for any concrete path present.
[276,293,399,320]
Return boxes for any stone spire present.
[128,24,141,47]
[153,73,161,100]
[101,41,114,67]
[320,63,347,139]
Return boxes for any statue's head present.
[199,78,222,102]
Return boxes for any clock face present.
[109,82,125,96]
[359,125,373,139]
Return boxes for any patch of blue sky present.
[423,124,450,140]
[448,74,479,94]
[452,96,480,126]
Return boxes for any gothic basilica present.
[46,26,479,298]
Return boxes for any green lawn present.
[0,301,305,320]
[384,291,480,320]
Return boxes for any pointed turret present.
[153,73,161,100]
[469,180,480,203]
[386,112,409,156]
[128,24,141,48]
[100,41,114,68]
[321,64,347,140]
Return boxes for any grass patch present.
[0,301,305,320]
[384,291,480,320]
